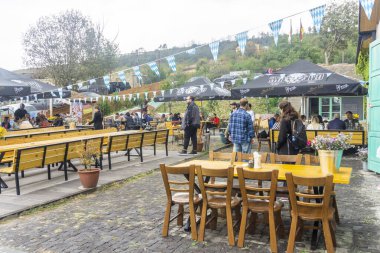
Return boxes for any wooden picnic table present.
[175,160,352,184]
[0,130,140,153]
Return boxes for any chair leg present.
[108,152,112,170]
[15,172,20,195]
[247,212,257,235]
[268,211,278,253]
[275,211,285,239]
[189,203,198,241]
[322,218,335,253]
[210,208,218,229]
[237,206,249,248]
[177,204,184,226]
[332,196,340,224]
[162,202,172,237]
[47,165,51,180]
[226,206,235,246]
[198,202,208,242]
[330,220,337,247]
[287,216,298,253]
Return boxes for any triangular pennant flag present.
[300,19,304,43]
[118,71,127,85]
[26,96,29,102]
[220,82,224,89]
[209,41,220,61]
[360,0,375,20]
[235,31,248,55]
[144,92,148,99]
[129,94,133,101]
[95,97,99,102]
[89,79,96,85]
[90,97,93,103]
[200,85,204,90]
[58,88,63,98]
[77,82,83,89]
[166,56,176,72]
[269,19,283,46]
[186,48,196,55]
[231,80,236,85]
[50,91,57,97]
[67,85,72,90]
[161,90,165,96]
[136,93,140,100]
[123,95,126,101]
[170,89,173,95]
[210,83,214,90]
[309,5,326,33]
[148,62,160,76]
[34,94,37,100]
[103,75,110,90]
[243,78,248,84]
[133,66,142,81]
[84,97,87,103]
[153,91,157,97]
[108,96,112,102]
[102,95,105,101]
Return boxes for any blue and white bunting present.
[67,85,72,90]
[360,0,375,20]
[58,88,63,98]
[153,91,157,97]
[209,41,220,61]
[144,92,148,99]
[133,66,142,81]
[136,93,140,100]
[129,94,133,101]
[269,19,283,46]
[103,75,110,90]
[148,62,160,76]
[166,56,176,72]
[235,31,248,55]
[243,78,248,84]
[77,82,83,89]
[50,91,57,97]
[309,5,326,33]
[118,71,127,85]
[123,95,126,101]
[34,94,37,101]
[186,48,196,55]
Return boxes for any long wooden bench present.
[0,136,104,195]
[270,129,366,151]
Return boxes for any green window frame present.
[318,97,342,120]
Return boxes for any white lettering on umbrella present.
[336,84,349,91]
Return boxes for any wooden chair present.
[236,168,284,252]
[197,165,241,246]
[236,152,268,163]
[209,151,236,163]
[269,153,302,164]
[285,173,336,253]
[256,119,271,152]
[159,164,201,240]
[303,154,340,224]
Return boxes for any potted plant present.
[311,133,353,173]
[77,141,101,188]
[357,147,368,171]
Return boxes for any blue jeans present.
[233,142,252,154]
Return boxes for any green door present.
[368,39,380,173]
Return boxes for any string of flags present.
[2,4,331,107]
[360,0,375,20]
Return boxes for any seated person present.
[327,114,346,130]
[206,113,220,133]
[53,114,64,126]
[19,117,33,129]
[344,111,359,130]
[269,113,280,129]
[300,114,308,127]
[1,116,12,130]
[307,116,323,130]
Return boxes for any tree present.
[23,10,119,87]
[319,0,358,64]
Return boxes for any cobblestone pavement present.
[0,156,379,253]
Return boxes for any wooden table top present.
[5,128,85,138]
[175,160,352,185]
[0,130,140,152]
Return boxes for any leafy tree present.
[319,0,358,64]
[23,10,119,87]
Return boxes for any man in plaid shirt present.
[228,98,255,153]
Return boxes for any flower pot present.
[318,150,337,174]
[69,122,76,129]
[78,168,100,189]
[362,161,369,171]
[335,150,343,171]
[196,142,203,152]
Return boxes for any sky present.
[0,0,328,71]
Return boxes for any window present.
[318,97,341,120]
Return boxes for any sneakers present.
[189,150,197,155]
[178,150,188,155]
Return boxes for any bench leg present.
[99,154,103,170]
[127,149,131,161]
[21,171,25,178]
[140,147,143,162]
[47,165,51,180]
[15,172,20,195]
[64,161,68,181]
[154,144,156,156]
[108,152,112,170]
[165,143,168,156]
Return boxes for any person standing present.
[276,101,300,155]
[124,112,136,130]
[89,107,103,130]
[132,112,141,130]
[179,96,200,155]
[228,98,255,154]
[344,111,359,130]
[14,104,27,122]
[246,103,255,123]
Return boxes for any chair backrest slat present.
[209,151,236,163]
[160,164,195,202]
[237,152,268,163]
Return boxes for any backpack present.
[289,119,307,150]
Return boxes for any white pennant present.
[220,82,224,89]
[123,95,126,101]
[210,83,214,90]
[108,96,112,102]
[161,90,165,96]
[95,97,99,102]
[170,89,173,95]
[231,80,236,85]
[90,97,93,103]
[136,93,140,100]
[243,78,248,84]
[129,94,133,101]
[153,91,157,97]
[144,92,148,99]
[84,97,87,103]
[102,96,105,101]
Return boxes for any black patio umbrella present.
[154,82,231,102]
[0,68,71,101]
[231,60,367,98]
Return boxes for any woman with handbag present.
[276,101,300,155]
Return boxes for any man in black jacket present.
[89,107,103,130]
[179,96,200,155]
[14,104,27,122]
